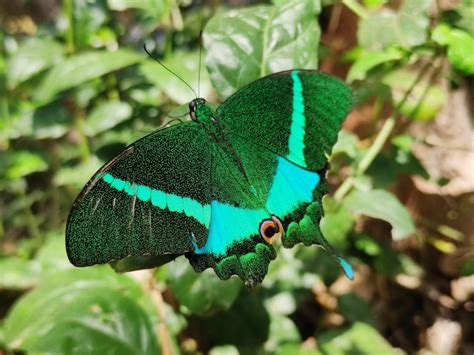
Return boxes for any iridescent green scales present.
[66,70,354,286]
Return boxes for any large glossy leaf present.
[140,51,213,105]
[34,50,142,102]
[358,0,432,50]
[3,267,159,354]
[7,37,64,89]
[167,257,241,316]
[203,0,321,99]
[318,322,397,354]
[344,189,415,240]
[85,100,133,136]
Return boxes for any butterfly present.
[66,69,354,287]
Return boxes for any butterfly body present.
[66,70,354,286]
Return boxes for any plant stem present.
[334,60,435,201]
[342,0,369,19]
[64,0,75,54]
[0,27,10,150]
[148,272,173,355]
[73,106,91,162]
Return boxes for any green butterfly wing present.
[218,70,353,171]
[198,70,355,281]
[66,123,214,268]
[67,69,354,287]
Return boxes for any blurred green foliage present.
[1,0,473,354]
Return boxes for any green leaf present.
[318,322,397,354]
[54,157,103,188]
[344,189,415,240]
[203,0,321,99]
[332,129,360,158]
[433,24,474,74]
[35,50,142,102]
[108,0,169,15]
[32,103,71,139]
[265,313,300,353]
[167,257,241,316]
[337,293,374,324]
[85,100,133,136]
[6,150,48,179]
[0,256,38,289]
[460,257,474,276]
[358,0,432,50]
[7,37,64,89]
[347,47,405,82]
[3,267,159,354]
[210,345,240,355]
[320,197,355,247]
[190,289,270,347]
[140,51,213,105]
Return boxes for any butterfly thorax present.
[189,98,254,194]
[189,98,226,141]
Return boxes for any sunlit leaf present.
[7,37,64,89]
[35,50,142,102]
[0,257,38,289]
[6,151,48,179]
[344,189,415,240]
[53,156,103,188]
[347,47,405,82]
[318,322,397,354]
[432,24,474,74]
[358,0,432,50]
[265,313,300,353]
[332,129,359,158]
[203,0,320,99]
[85,100,133,136]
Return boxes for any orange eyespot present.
[259,216,283,243]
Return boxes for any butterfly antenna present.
[143,44,198,98]
[197,30,203,98]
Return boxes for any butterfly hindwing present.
[215,70,354,276]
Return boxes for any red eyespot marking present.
[259,216,284,243]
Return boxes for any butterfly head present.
[189,98,208,121]
[259,216,284,244]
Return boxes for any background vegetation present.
[1,0,473,354]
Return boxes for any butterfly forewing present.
[66,123,214,267]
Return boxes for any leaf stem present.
[342,0,369,19]
[0,27,10,150]
[334,59,435,201]
[73,106,91,162]
[64,0,75,54]
[148,272,173,355]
